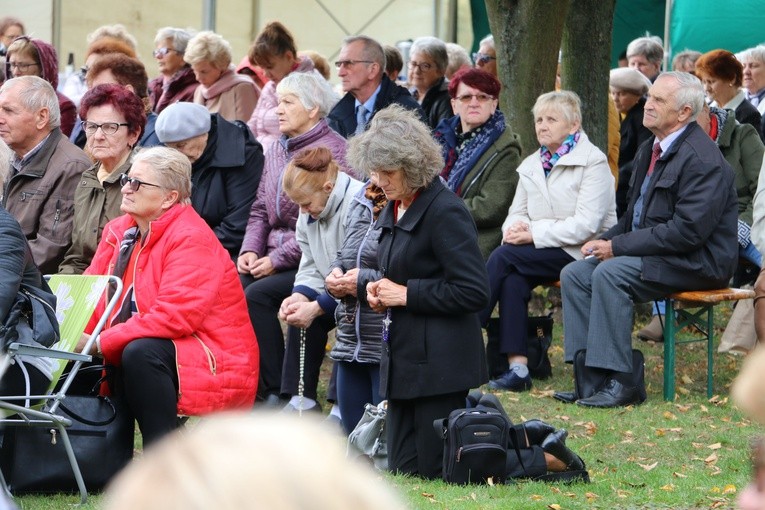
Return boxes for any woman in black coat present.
[609,67,653,218]
[348,105,490,479]
[155,102,264,259]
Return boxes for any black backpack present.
[435,407,510,484]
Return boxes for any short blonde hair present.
[347,104,442,191]
[132,147,192,205]
[103,413,406,510]
[184,31,232,70]
[532,90,582,126]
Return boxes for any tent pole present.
[663,0,672,71]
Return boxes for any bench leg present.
[663,298,676,401]
[707,305,714,398]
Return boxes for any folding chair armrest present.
[6,342,92,363]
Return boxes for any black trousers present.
[119,338,179,447]
[387,390,467,479]
[241,270,297,399]
[280,312,336,401]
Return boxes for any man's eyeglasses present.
[472,52,497,65]
[153,47,180,58]
[408,61,434,72]
[7,61,38,71]
[82,121,129,136]
[334,60,373,69]
[119,173,163,192]
[455,93,495,104]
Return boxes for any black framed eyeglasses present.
[472,52,497,65]
[408,61,434,72]
[119,173,162,192]
[334,59,373,69]
[82,121,129,136]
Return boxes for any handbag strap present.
[58,396,118,427]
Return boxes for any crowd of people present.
[0,16,763,495]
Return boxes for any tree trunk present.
[485,0,570,157]
[561,0,616,153]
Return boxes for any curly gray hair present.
[347,105,442,192]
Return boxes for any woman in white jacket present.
[480,90,616,392]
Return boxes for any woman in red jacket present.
[79,146,259,446]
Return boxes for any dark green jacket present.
[459,128,522,259]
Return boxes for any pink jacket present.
[85,205,258,415]
[246,56,316,153]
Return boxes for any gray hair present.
[626,35,664,64]
[184,31,232,69]
[532,90,582,126]
[445,42,471,77]
[347,104,442,191]
[276,72,338,118]
[87,24,137,50]
[0,138,11,191]
[342,35,386,70]
[658,71,704,120]
[132,147,192,205]
[671,49,701,72]
[0,76,60,130]
[737,45,765,65]
[479,34,494,50]
[410,36,448,73]
[155,27,194,55]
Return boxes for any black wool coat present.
[373,178,490,400]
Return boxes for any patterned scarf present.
[435,110,505,195]
[539,131,580,177]
[364,182,388,221]
[708,106,728,144]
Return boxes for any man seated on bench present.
[555,71,738,408]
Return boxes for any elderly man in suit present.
[555,72,738,408]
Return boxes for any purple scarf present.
[539,131,580,177]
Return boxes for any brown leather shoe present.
[637,314,664,342]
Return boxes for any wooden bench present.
[662,288,755,401]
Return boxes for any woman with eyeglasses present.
[59,84,145,274]
[434,67,521,259]
[246,22,319,153]
[80,146,259,447]
[148,27,199,114]
[407,36,452,130]
[473,34,497,77]
[6,36,76,136]
[479,91,616,393]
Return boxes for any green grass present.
[11,304,758,509]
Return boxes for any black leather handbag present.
[0,368,134,494]
[486,315,553,380]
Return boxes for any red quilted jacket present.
[85,204,258,415]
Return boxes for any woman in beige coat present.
[186,31,260,123]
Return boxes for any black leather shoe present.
[553,391,577,404]
[541,429,584,471]
[523,419,557,446]
[576,378,642,408]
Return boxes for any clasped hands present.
[237,252,276,279]
[503,221,533,245]
[366,278,407,313]
[325,268,359,298]
[278,293,323,329]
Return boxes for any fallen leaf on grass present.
[585,492,598,500]
[708,395,728,406]
[677,386,690,395]
[673,472,687,478]
[548,505,562,510]
[584,421,598,435]
[700,404,709,413]
[638,461,658,471]
[663,411,677,420]
[421,492,436,502]
[681,374,694,385]
[705,452,719,464]
[675,403,692,412]
[708,442,722,450]
[660,484,675,491]
[531,495,543,501]
[722,484,737,494]
[487,477,494,486]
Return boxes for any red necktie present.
[647,143,662,176]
